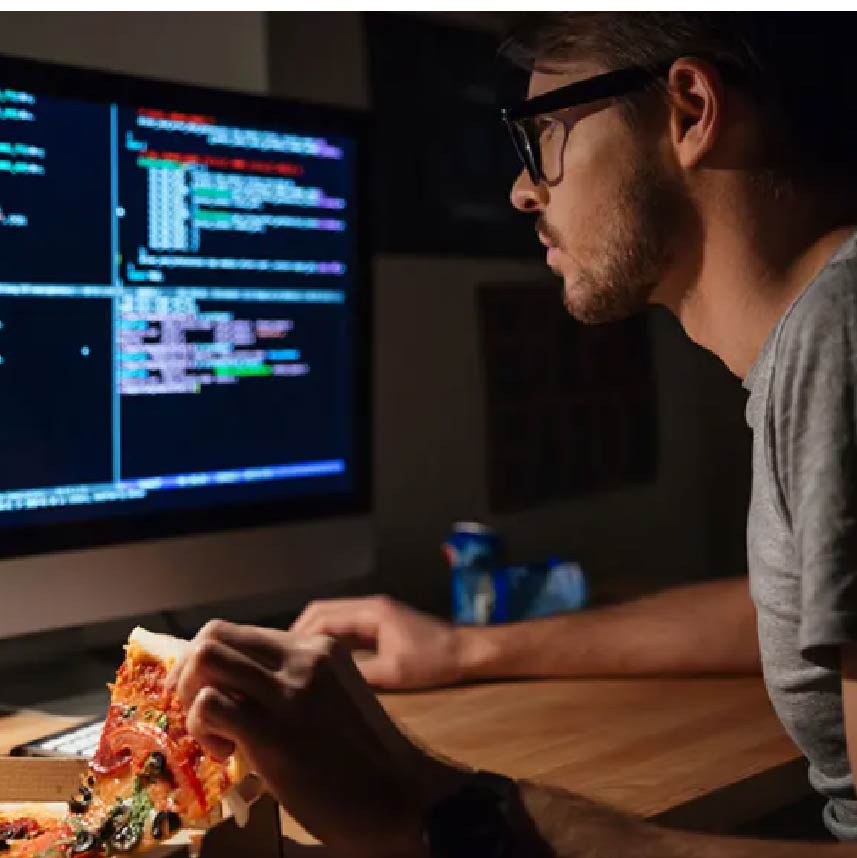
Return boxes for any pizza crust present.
[127,627,255,826]
[127,627,190,671]
[0,802,68,819]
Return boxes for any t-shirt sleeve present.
[775,272,857,668]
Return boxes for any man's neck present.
[657,191,856,379]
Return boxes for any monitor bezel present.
[0,51,373,562]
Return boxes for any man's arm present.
[170,621,842,858]
[459,575,761,680]
[290,576,760,689]
[516,780,849,857]
[839,644,857,793]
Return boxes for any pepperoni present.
[7,822,73,857]
[0,817,41,839]
[90,705,131,776]
[90,721,207,815]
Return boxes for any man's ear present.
[666,58,724,170]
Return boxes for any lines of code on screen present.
[0,83,357,527]
[119,107,353,287]
[0,89,111,284]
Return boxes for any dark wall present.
[0,12,267,92]
[268,12,753,613]
[0,12,753,650]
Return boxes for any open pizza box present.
[0,756,287,857]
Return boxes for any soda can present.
[443,521,501,571]
[443,522,502,625]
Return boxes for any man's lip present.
[537,232,554,249]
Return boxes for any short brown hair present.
[499,12,857,185]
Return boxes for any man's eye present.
[537,118,558,141]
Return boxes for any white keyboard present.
[12,717,105,758]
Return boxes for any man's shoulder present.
[776,252,857,364]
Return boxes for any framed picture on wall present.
[364,12,538,257]
[478,282,659,512]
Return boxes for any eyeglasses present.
[500,62,674,186]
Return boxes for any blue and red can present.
[443,521,587,625]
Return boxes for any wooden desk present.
[0,676,805,841]
[381,677,805,834]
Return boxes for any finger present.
[175,639,279,713]
[291,600,387,642]
[166,620,285,692]
[290,599,341,635]
[199,620,287,670]
[186,686,253,759]
[199,730,235,764]
[291,598,389,635]
[205,735,235,764]
[165,638,197,693]
[188,690,285,818]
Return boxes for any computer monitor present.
[0,54,372,639]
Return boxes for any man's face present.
[510,65,687,325]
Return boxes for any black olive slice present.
[142,751,167,778]
[72,830,98,854]
[151,810,181,841]
[68,784,93,814]
[99,803,130,842]
[110,823,142,853]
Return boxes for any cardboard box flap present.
[0,756,86,802]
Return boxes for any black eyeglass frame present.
[500,61,675,185]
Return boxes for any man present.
[171,12,857,856]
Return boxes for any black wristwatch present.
[422,771,527,858]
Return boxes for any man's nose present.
[509,167,546,213]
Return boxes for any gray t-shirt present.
[745,230,857,840]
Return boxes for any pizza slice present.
[1,627,251,857]
[0,805,76,858]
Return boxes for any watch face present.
[424,774,517,858]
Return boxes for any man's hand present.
[167,620,466,858]
[290,596,471,690]
[166,620,850,858]
[288,578,761,693]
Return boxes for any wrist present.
[414,753,473,822]
[452,624,504,681]
[422,770,552,858]
[377,758,471,858]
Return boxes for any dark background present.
[0,94,111,285]
[269,11,752,612]
[0,12,753,625]
[365,13,535,258]
[0,295,112,491]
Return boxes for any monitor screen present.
[0,56,370,559]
